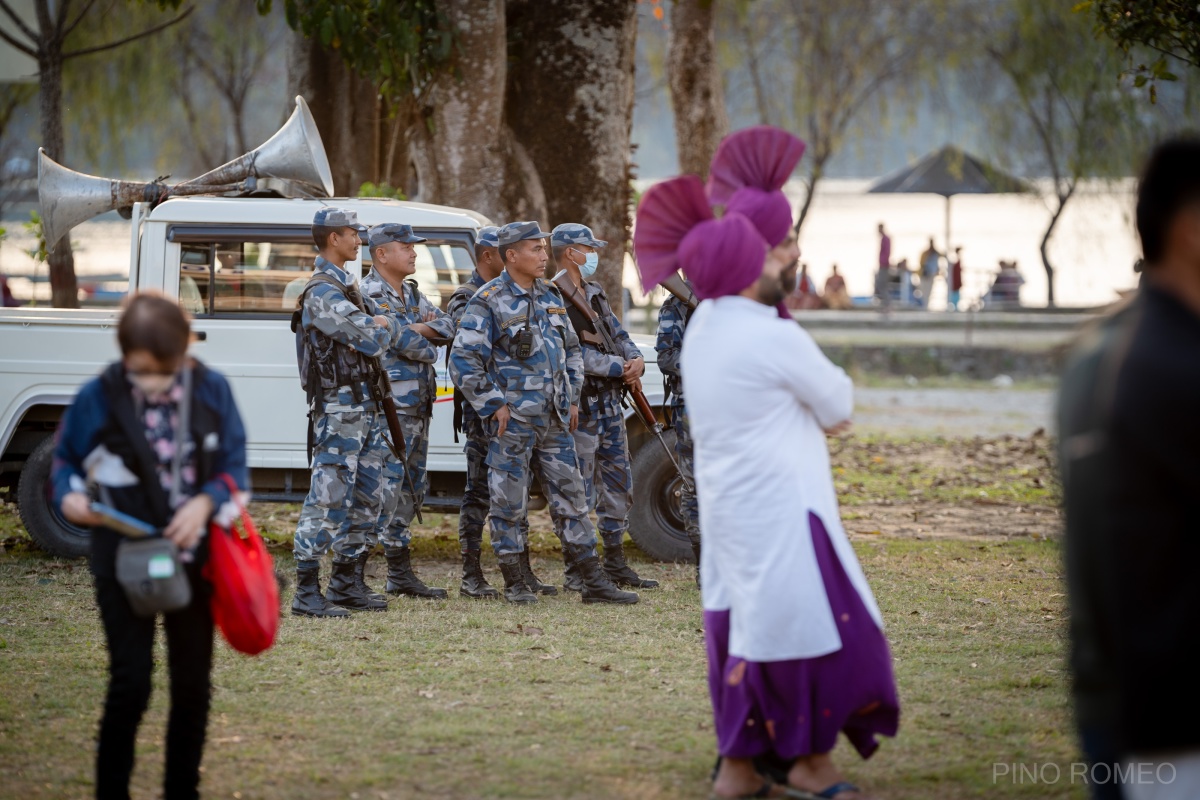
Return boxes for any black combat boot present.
[691,539,702,588]
[602,535,659,589]
[566,544,639,605]
[355,551,386,603]
[291,564,351,618]
[384,547,448,599]
[561,546,584,593]
[520,549,558,596]
[498,555,538,604]
[326,558,388,612]
[460,548,500,599]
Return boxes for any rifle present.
[367,366,423,524]
[659,272,698,310]
[550,270,693,491]
[342,277,424,524]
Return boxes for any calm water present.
[1,178,1140,309]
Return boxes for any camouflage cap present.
[313,207,367,231]
[497,220,551,247]
[477,225,501,248]
[367,222,427,248]
[550,223,607,248]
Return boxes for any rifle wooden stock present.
[660,272,698,310]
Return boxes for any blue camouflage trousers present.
[294,405,389,564]
[572,409,633,549]
[671,404,700,546]
[458,413,528,552]
[377,413,429,553]
[486,414,596,558]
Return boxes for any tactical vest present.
[291,273,376,406]
[565,290,623,414]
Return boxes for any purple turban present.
[707,126,807,316]
[681,214,769,301]
[634,175,768,300]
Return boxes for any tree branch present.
[62,5,194,60]
[0,24,36,57]
[62,0,101,39]
[0,0,39,46]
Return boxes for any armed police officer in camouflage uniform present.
[361,223,456,600]
[446,226,551,599]
[655,276,701,585]
[448,226,553,599]
[450,221,637,605]
[550,223,659,592]
[291,208,403,617]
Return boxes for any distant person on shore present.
[898,258,915,306]
[948,247,964,310]
[920,238,941,305]
[877,223,891,273]
[787,263,823,310]
[825,264,853,310]
[989,261,1024,307]
[1058,137,1200,800]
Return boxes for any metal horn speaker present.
[175,95,334,197]
[37,148,171,253]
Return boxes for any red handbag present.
[203,476,279,655]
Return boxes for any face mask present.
[576,250,599,278]
[130,373,176,398]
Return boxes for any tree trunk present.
[408,0,542,222]
[506,0,638,316]
[1039,182,1077,308]
[793,159,826,235]
[39,43,78,308]
[666,0,727,179]
[286,31,376,196]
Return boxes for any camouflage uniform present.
[569,279,640,546]
[551,223,658,590]
[449,267,595,558]
[447,268,495,553]
[655,288,701,564]
[361,260,455,550]
[293,255,401,566]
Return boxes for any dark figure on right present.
[1059,137,1200,800]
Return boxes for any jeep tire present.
[627,430,694,563]
[18,436,91,559]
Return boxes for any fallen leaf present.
[599,664,612,672]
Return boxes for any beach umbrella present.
[867,145,1028,252]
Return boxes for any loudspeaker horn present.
[37,150,170,253]
[175,96,334,197]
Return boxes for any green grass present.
[0,445,1084,799]
[830,434,1060,509]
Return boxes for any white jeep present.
[0,196,691,563]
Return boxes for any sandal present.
[710,782,812,799]
[791,782,866,799]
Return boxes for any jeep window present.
[178,231,475,317]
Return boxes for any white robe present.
[682,295,884,662]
